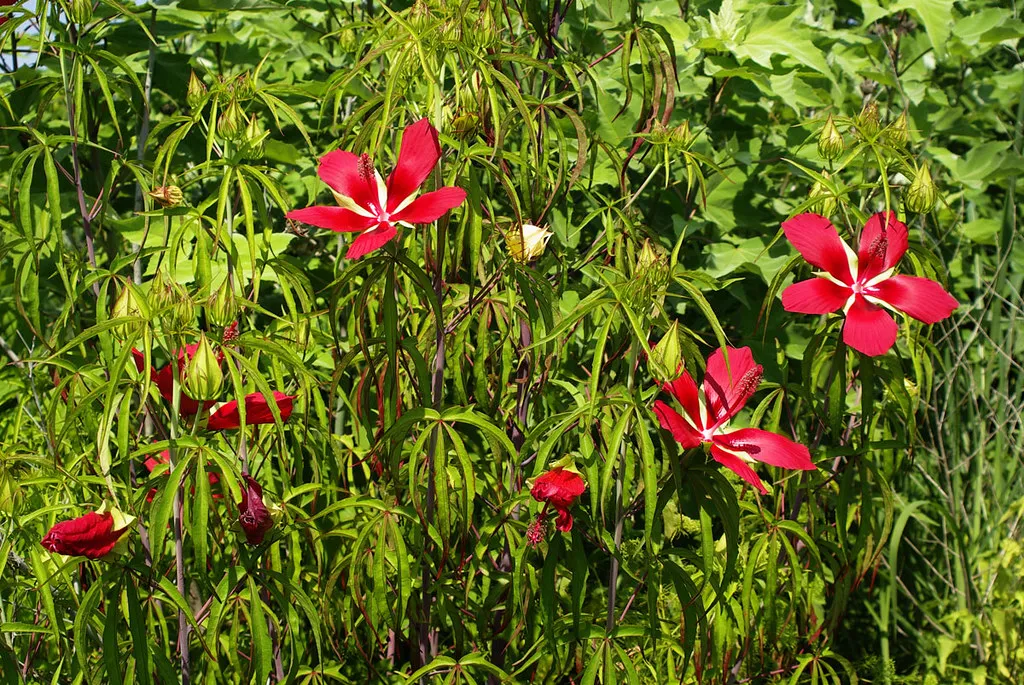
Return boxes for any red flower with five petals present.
[286,119,467,259]
[652,346,815,494]
[530,467,586,532]
[781,212,958,356]
[206,391,295,431]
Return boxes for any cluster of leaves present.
[0,0,1020,683]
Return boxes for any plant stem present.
[606,344,638,634]
[169,357,191,683]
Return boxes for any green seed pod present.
[218,98,246,142]
[186,71,207,112]
[905,164,938,214]
[206,280,238,328]
[183,333,223,402]
[817,114,844,161]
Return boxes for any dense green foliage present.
[0,0,1021,682]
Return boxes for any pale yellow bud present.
[506,224,552,263]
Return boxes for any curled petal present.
[286,206,377,233]
[40,512,126,560]
[554,508,574,532]
[391,187,466,224]
[386,119,442,211]
[782,213,854,284]
[871,274,958,324]
[843,296,898,356]
[709,445,767,495]
[207,391,295,431]
[318,150,378,211]
[782,278,850,315]
[345,224,397,259]
[703,347,762,427]
[238,476,273,545]
[662,371,702,430]
[653,400,703,449]
[857,211,908,282]
[713,428,815,471]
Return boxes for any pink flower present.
[652,346,815,494]
[206,391,295,431]
[286,119,467,259]
[781,212,959,356]
[530,467,586,532]
[41,511,129,560]
[238,476,273,545]
[132,345,222,417]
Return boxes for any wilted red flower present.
[781,212,958,356]
[286,119,467,259]
[238,476,273,545]
[222,321,239,343]
[206,391,295,431]
[530,467,586,532]
[143,450,221,503]
[652,346,815,494]
[40,510,130,560]
[132,344,224,416]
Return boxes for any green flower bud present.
[218,99,246,141]
[905,164,938,214]
[206,280,238,328]
[886,110,909,147]
[147,270,176,312]
[671,121,692,147]
[186,71,207,112]
[857,101,880,139]
[111,282,148,338]
[69,0,92,25]
[244,115,265,158]
[231,72,256,101]
[650,321,683,382]
[451,112,480,140]
[817,114,844,161]
[164,284,195,332]
[809,170,838,217]
[183,333,223,402]
[148,185,184,208]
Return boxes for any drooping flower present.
[530,467,586,532]
[780,212,958,356]
[237,476,273,545]
[143,449,221,503]
[132,344,223,417]
[286,118,467,259]
[40,503,135,560]
[505,223,552,263]
[652,346,815,494]
[206,391,295,431]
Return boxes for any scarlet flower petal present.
[663,371,702,428]
[554,508,574,532]
[857,211,909,282]
[318,149,378,211]
[713,428,815,471]
[709,445,767,495]
[238,476,273,545]
[871,274,958,324]
[40,512,126,560]
[782,213,854,284]
[703,346,761,427]
[131,348,146,373]
[843,296,898,356]
[207,391,295,431]
[782,278,851,315]
[286,206,377,233]
[531,468,586,510]
[653,400,703,449]
[386,119,442,211]
[345,224,397,259]
[391,187,467,224]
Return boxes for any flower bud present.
[243,115,265,158]
[183,333,223,402]
[671,121,691,147]
[186,71,207,112]
[886,110,909,147]
[111,282,148,339]
[231,72,255,101]
[809,170,838,216]
[650,321,683,382]
[218,98,246,141]
[505,224,552,263]
[905,164,938,214]
[69,0,92,25]
[817,114,844,161]
[856,101,880,139]
[237,476,274,545]
[206,280,238,328]
[147,270,176,311]
[451,111,480,140]
[148,185,183,208]
[164,284,195,332]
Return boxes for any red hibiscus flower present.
[530,467,586,533]
[237,476,273,545]
[143,450,221,503]
[206,391,295,431]
[132,345,223,416]
[780,212,959,356]
[40,508,132,560]
[652,346,815,494]
[286,118,467,259]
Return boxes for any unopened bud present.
[650,322,683,382]
[148,185,183,208]
[69,0,92,25]
[165,284,195,331]
[505,224,552,263]
[809,170,838,216]
[857,101,880,139]
[817,114,844,161]
[218,99,246,141]
[186,71,207,112]
[886,110,909,147]
[206,280,238,328]
[905,164,937,214]
[231,72,255,101]
[244,115,265,158]
[671,121,691,147]
[183,333,223,402]
[451,112,480,140]
[111,282,148,338]
[147,270,175,311]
